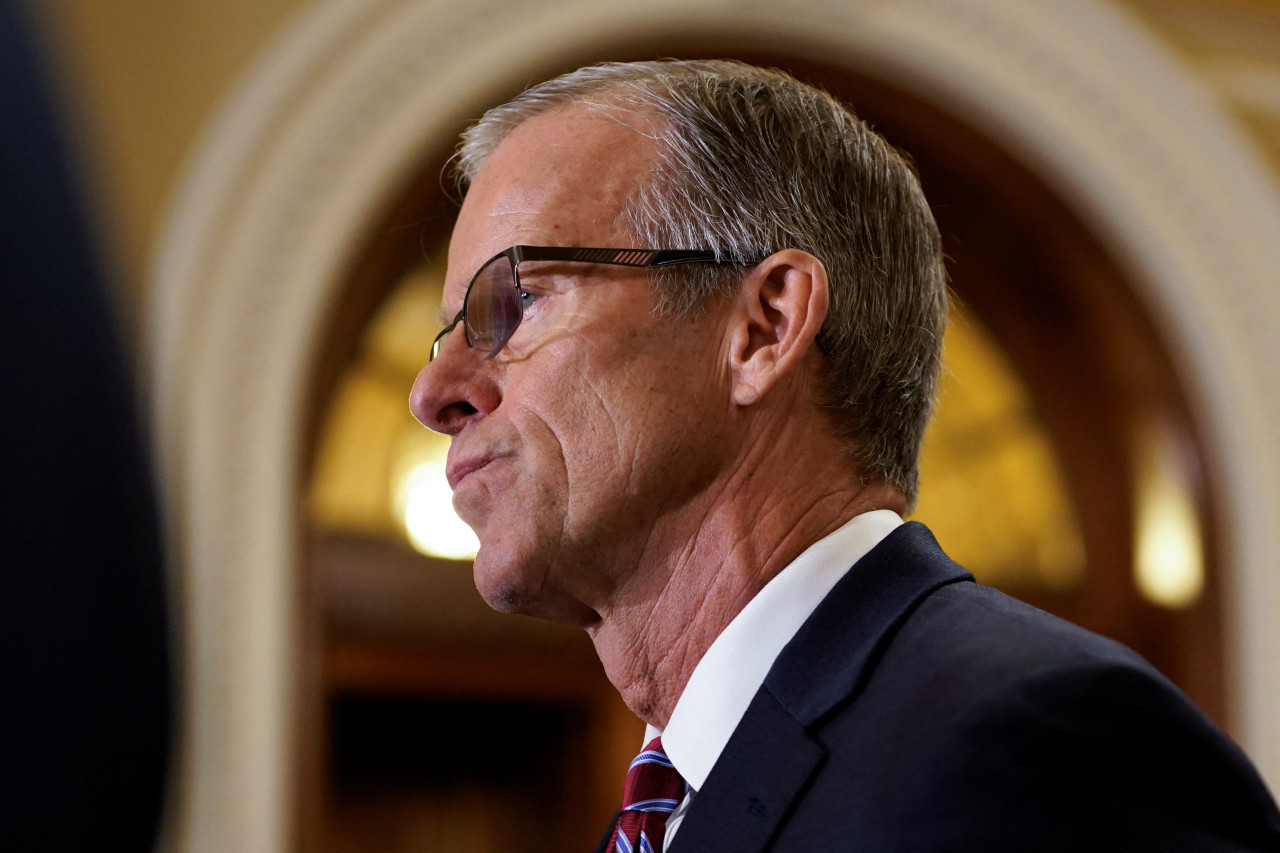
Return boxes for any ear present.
[727,249,829,407]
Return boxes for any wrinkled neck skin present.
[585,395,905,730]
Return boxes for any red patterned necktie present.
[605,737,687,853]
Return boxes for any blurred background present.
[11,0,1280,850]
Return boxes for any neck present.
[585,423,904,728]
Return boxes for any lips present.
[445,448,508,489]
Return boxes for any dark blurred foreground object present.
[0,1,171,849]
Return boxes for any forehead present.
[445,103,663,297]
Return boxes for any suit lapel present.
[666,687,824,853]
[767,522,972,726]
[669,523,971,851]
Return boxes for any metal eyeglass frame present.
[430,244,763,361]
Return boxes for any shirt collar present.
[648,509,903,791]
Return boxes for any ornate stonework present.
[152,0,1280,848]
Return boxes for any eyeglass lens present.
[466,254,522,358]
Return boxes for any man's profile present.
[410,59,1280,851]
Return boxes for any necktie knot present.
[607,737,686,853]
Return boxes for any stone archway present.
[153,0,1280,849]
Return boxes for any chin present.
[471,546,597,627]
[474,568,530,616]
[470,543,543,616]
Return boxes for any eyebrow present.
[435,305,459,327]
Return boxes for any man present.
[411,60,1280,851]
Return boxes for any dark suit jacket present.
[598,522,1280,852]
[0,1,170,848]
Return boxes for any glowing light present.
[393,431,478,561]
[1134,427,1203,610]
[915,307,1086,594]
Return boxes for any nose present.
[409,336,499,435]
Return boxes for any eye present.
[519,289,542,309]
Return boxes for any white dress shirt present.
[643,509,903,846]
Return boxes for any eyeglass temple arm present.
[510,245,761,267]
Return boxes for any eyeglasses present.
[430,245,762,361]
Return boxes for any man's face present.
[410,105,736,626]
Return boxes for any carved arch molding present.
[152,0,1280,849]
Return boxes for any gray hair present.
[455,59,948,506]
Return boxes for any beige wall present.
[28,0,310,337]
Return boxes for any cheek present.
[539,379,628,490]
[500,359,642,516]
[513,309,733,506]
[560,360,721,503]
